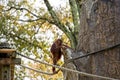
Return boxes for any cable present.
[16,52,118,80]
[67,43,120,62]
[19,64,118,80]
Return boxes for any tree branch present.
[9,33,42,49]
[69,0,80,34]
[75,0,82,18]
[6,7,56,24]
[6,7,39,17]
[43,0,68,32]
[43,0,77,49]
[6,5,77,48]
[19,18,55,25]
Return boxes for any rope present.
[19,64,59,75]
[16,52,63,69]
[68,43,120,62]
[19,64,118,80]
[16,52,118,80]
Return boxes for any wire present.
[16,52,118,80]
[67,43,120,62]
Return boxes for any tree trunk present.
[76,0,120,80]
[62,48,78,80]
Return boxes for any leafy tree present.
[0,0,81,79]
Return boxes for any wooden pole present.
[0,42,21,80]
[2,65,11,80]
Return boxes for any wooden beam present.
[0,49,16,53]
[2,65,11,80]
[0,58,21,65]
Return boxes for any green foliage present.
[0,0,81,79]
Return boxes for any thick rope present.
[19,64,59,75]
[17,52,118,80]
[19,64,118,80]
[68,43,120,62]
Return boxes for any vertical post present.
[0,43,11,80]
[0,43,21,80]
[2,65,11,80]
